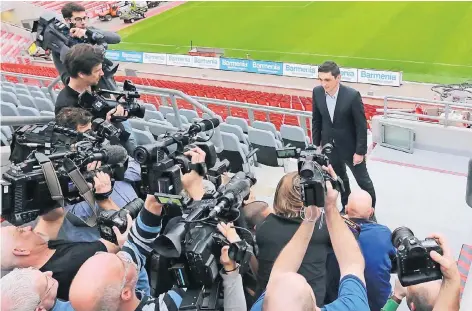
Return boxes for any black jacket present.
[312,84,367,159]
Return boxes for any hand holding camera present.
[106,104,129,122]
[70,27,86,38]
[427,233,460,282]
[93,171,113,195]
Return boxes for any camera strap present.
[35,152,65,207]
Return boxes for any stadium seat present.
[220,122,250,146]
[248,127,283,167]
[129,119,149,131]
[2,85,15,94]
[148,119,173,127]
[18,106,40,117]
[166,113,189,128]
[31,90,47,99]
[27,85,42,93]
[226,116,250,134]
[147,122,178,138]
[159,106,174,117]
[280,124,309,150]
[16,94,37,109]
[142,103,157,111]
[144,110,165,122]
[252,120,282,141]
[133,129,155,145]
[180,109,199,122]
[35,97,55,111]
[1,91,19,106]
[1,101,19,116]
[220,132,257,174]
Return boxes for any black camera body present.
[391,227,443,286]
[134,119,220,197]
[277,144,344,207]
[98,198,144,244]
[91,118,122,145]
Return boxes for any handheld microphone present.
[466,159,472,208]
[84,145,128,166]
[188,118,220,135]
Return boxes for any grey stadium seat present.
[14,83,28,90]
[252,121,282,141]
[132,128,155,145]
[129,119,149,131]
[159,106,174,117]
[27,85,41,93]
[147,122,178,138]
[166,113,189,128]
[142,103,157,111]
[180,109,199,122]
[144,110,165,122]
[2,82,14,88]
[1,126,13,143]
[2,85,15,94]
[1,92,19,106]
[18,106,40,116]
[35,97,55,111]
[280,124,309,150]
[31,90,47,99]
[16,94,37,109]
[220,132,257,173]
[248,127,283,167]
[1,102,19,116]
[15,88,30,96]
[148,119,173,127]
[220,122,250,146]
[226,116,249,133]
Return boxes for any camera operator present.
[255,171,331,306]
[53,2,121,86]
[55,43,137,154]
[382,234,460,311]
[251,165,370,311]
[68,192,247,311]
[0,205,127,302]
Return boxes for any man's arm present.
[324,166,366,284]
[34,207,66,240]
[312,89,322,147]
[351,91,367,156]
[90,27,121,44]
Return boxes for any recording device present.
[98,198,144,244]
[134,118,220,196]
[91,118,123,145]
[466,158,472,208]
[1,143,129,225]
[32,12,118,89]
[277,144,344,207]
[207,159,230,189]
[78,80,145,122]
[390,227,443,286]
[153,172,256,293]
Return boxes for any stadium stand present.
[0,30,31,63]
[30,1,116,18]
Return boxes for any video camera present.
[277,144,344,207]
[78,80,145,123]
[152,172,256,310]
[1,141,129,225]
[133,118,220,197]
[390,227,443,286]
[32,12,118,89]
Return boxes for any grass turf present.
[116,1,472,84]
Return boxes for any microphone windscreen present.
[103,144,128,165]
[467,159,472,208]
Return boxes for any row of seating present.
[0,31,31,63]
[1,81,55,113]
[31,1,116,17]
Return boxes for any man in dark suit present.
[312,61,376,211]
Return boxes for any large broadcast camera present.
[277,144,344,207]
[133,118,221,197]
[1,140,129,225]
[32,12,118,89]
[153,171,256,310]
[390,227,443,286]
[78,80,146,123]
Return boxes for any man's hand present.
[144,194,163,216]
[322,165,340,207]
[184,147,206,164]
[106,104,128,122]
[93,172,112,194]
[217,222,242,244]
[86,161,101,171]
[393,278,407,300]
[220,245,237,272]
[112,213,133,248]
[181,147,206,197]
[70,28,86,38]
[428,233,460,282]
[353,153,364,166]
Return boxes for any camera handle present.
[327,175,345,193]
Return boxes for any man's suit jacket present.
[312,84,367,159]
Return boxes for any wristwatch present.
[390,292,403,304]
[189,162,207,176]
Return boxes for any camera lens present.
[133,143,159,164]
[124,198,144,219]
[391,226,415,248]
[300,161,315,179]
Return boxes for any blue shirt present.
[52,299,74,311]
[357,221,396,311]
[250,275,369,311]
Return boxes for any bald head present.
[264,273,317,311]
[69,253,123,311]
[346,190,373,219]
[406,280,441,311]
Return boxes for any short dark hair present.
[243,201,270,230]
[61,2,86,19]
[56,107,93,130]
[318,61,341,78]
[64,44,104,78]
[406,292,433,311]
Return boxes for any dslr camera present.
[277,144,344,207]
[390,227,443,286]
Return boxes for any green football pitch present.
[115,1,472,84]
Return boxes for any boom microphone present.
[188,118,220,135]
[84,145,128,165]
[467,159,472,208]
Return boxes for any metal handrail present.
[2,116,54,126]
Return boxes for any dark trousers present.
[329,149,376,208]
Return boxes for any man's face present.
[1,226,49,268]
[79,63,104,87]
[34,270,59,310]
[67,11,88,29]
[318,71,340,95]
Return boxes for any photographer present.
[255,171,331,306]
[382,234,460,311]
[0,205,126,301]
[53,2,121,86]
[55,44,137,154]
[68,193,247,311]
[251,165,370,311]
